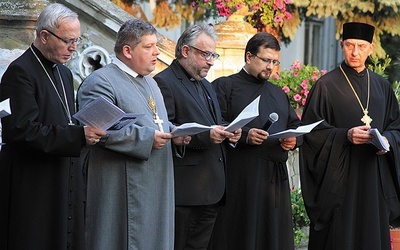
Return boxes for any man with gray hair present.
[154,23,241,250]
[77,19,189,249]
[0,3,105,249]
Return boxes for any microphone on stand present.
[262,112,279,131]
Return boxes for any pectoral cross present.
[361,109,372,127]
[148,96,164,132]
[154,114,164,132]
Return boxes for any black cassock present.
[0,45,86,249]
[300,61,400,250]
[209,69,301,250]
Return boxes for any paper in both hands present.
[172,96,261,137]
[368,128,390,151]
[223,95,260,132]
[268,120,324,139]
[0,98,11,118]
[73,96,143,133]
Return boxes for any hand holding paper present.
[171,96,260,137]
[368,128,390,151]
[268,120,324,139]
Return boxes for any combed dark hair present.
[244,32,281,62]
[35,3,78,36]
[175,23,217,59]
[114,19,157,54]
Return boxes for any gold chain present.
[339,65,372,126]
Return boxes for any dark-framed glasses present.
[253,54,280,66]
[44,29,83,46]
[189,45,220,61]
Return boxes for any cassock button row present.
[218,158,223,162]
[68,216,72,220]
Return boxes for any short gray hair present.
[175,23,217,59]
[114,19,158,54]
[35,3,78,36]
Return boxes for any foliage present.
[291,187,310,247]
[393,81,400,107]
[113,0,400,57]
[191,0,293,28]
[368,55,400,106]
[293,0,400,59]
[270,60,326,110]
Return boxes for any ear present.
[181,45,190,58]
[368,43,375,56]
[122,45,133,59]
[40,30,50,44]
[245,51,253,64]
[339,40,344,49]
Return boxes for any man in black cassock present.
[0,4,105,249]
[208,32,301,250]
[300,22,400,250]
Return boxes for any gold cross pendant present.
[361,110,372,127]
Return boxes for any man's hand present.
[210,126,236,144]
[246,128,268,145]
[153,130,173,149]
[279,137,296,151]
[173,135,191,146]
[84,126,106,145]
[347,125,372,145]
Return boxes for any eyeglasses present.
[44,29,83,46]
[252,54,280,66]
[189,46,220,61]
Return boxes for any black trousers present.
[174,204,219,250]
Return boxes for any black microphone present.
[262,112,279,131]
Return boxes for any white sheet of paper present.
[368,128,390,151]
[0,98,11,118]
[224,95,260,132]
[268,120,324,139]
[171,122,213,137]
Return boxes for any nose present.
[155,46,161,55]
[68,42,77,51]
[207,57,215,66]
[351,45,360,56]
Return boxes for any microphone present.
[262,112,279,131]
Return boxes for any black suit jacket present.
[154,59,226,206]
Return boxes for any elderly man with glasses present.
[0,3,105,250]
[154,23,241,250]
[208,32,302,250]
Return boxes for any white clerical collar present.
[112,57,142,78]
[242,66,250,75]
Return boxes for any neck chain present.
[339,65,372,127]
[124,73,164,132]
[30,45,74,125]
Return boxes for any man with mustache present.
[154,23,241,250]
[208,32,301,250]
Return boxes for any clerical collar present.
[239,68,267,84]
[174,60,198,82]
[30,44,58,69]
[113,56,142,78]
[341,61,368,77]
